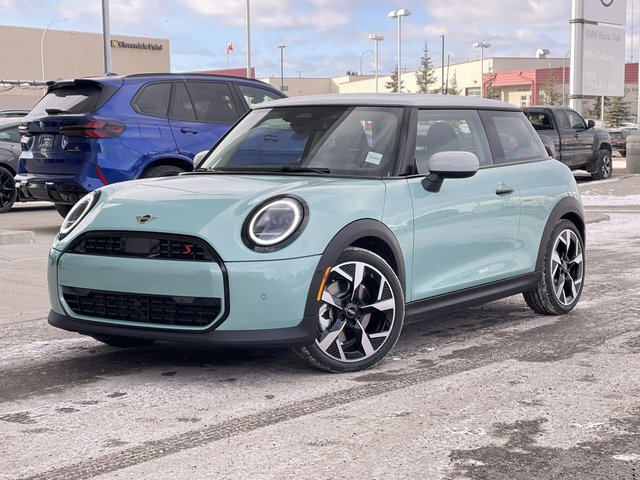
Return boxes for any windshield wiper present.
[277,166,331,174]
[45,108,71,115]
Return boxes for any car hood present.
[55,173,387,262]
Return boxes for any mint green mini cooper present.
[48,94,585,372]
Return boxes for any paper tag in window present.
[365,151,383,165]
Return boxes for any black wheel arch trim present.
[535,196,585,272]
[302,219,406,320]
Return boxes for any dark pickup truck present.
[523,106,612,180]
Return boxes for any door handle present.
[263,135,278,143]
[180,127,198,134]
[495,186,516,195]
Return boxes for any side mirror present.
[587,119,596,129]
[421,151,480,193]
[193,150,209,170]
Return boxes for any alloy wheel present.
[315,260,396,362]
[0,168,16,213]
[550,229,584,306]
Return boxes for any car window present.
[202,106,403,177]
[132,82,171,117]
[484,111,547,164]
[185,82,239,123]
[525,111,554,130]
[237,85,283,108]
[30,84,103,115]
[0,126,21,143]
[565,110,587,130]
[415,109,492,172]
[170,82,197,121]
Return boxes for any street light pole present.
[246,0,252,77]
[368,34,384,93]
[473,41,491,98]
[441,35,445,94]
[359,49,373,76]
[388,9,411,93]
[101,0,112,74]
[41,17,66,81]
[278,45,286,92]
[562,48,571,106]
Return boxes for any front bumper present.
[48,244,322,347]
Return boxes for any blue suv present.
[16,73,285,216]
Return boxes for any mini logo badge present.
[136,214,157,224]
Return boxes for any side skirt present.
[405,272,541,323]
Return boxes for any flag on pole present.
[226,42,234,54]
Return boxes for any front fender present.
[302,219,406,320]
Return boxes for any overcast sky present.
[1,0,639,78]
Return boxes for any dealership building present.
[1,23,638,121]
[0,24,169,109]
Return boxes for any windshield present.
[200,106,404,177]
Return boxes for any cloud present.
[181,0,350,31]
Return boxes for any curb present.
[0,230,36,246]
[584,212,610,224]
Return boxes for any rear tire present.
[293,247,405,373]
[591,149,612,180]
[54,203,73,218]
[524,219,585,315]
[141,164,186,178]
[0,166,16,213]
[91,334,155,348]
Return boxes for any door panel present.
[409,170,520,300]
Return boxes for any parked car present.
[523,106,612,180]
[607,127,636,157]
[0,109,30,118]
[16,73,285,217]
[48,94,585,372]
[0,117,24,213]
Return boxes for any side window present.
[525,112,554,130]
[0,126,20,143]
[185,82,239,123]
[131,82,171,117]
[483,111,547,164]
[237,85,283,108]
[555,110,571,129]
[565,110,587,130]
[415,109,492,173]
[170,82,196,121]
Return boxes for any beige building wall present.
[0,25,169,110]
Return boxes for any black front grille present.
[62,287,221,327]
[69,233,213,261]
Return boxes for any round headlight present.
[245,197,306,250]
[59,190,101,238]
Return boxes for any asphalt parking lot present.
[0,175,639,479]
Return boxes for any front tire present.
[0,166,16,213]
[591,149,612,180]
[524,219,585,315]
[141,164,186,178]
[294,247,405,373]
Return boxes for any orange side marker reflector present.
[316,266,331,302]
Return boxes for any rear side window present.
[415,109,493,172]
[237,84,283,108]
[0,125,20,143]
[525,111,554,130]
[170,82,197,121]
[185,82,239,123]
[482,111,547,164]
[30,84,104,115]
[132,82,172,117]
